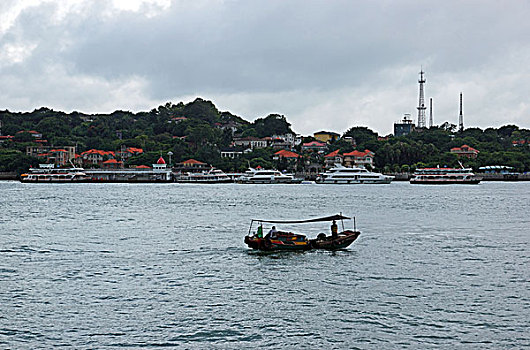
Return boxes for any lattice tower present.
[417,70,427,128]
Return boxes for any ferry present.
[20,157,173,183]
[316,165,394,184]
[175,168,232,183]
[20,164,91,182]
[238,168,303,184]
[410,166,481,184]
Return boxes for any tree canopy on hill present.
[1,98,529,172]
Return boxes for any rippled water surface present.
[1,181,529,349]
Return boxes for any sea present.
[0,181,529,349]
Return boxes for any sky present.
[1,0,529,136]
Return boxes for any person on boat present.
[331,220,338,239]
[267,226,278,239]
[256,224,263,238]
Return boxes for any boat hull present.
[175,179,233,184]
[245,230,360,251]
[410,179,481,185]
[238,179,303,184]
[316,179,392,184]
[244,234,311,251]
[309,230,361,250]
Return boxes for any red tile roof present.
[127,147,143,153]
[102,159,122,164]
[136,165,151,169]
[81,149,115,156]
[324,149,341,158]
[274,150,299,158]
[180,159,206,165]
[344,150,365,157]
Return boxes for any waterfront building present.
[343,149,374,168]
[80,149,116,166]
[323,149,343,169]
[26,145,76,164]
[450,144,479,159]
[102,159,124,169]
[175,159,210,173]
[116,147,143,161]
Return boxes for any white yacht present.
[316,165,394,184]
[175,168,232,183]
[238,168,303,184]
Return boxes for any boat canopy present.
[252,214,350,224]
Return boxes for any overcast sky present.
[1,0,529,135]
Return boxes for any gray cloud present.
[1,0,529,135]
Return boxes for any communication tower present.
[416,69,427,128]
[458,92,464,132]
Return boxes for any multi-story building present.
[26,145,76,165]
[233,137,268,149]
[80,149,116,166]
[323,149,343,169]
[343,149,375,168]
[301,141,328,153]
[450,145,479,159]
[273,150,299,161]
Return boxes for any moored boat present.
[244,214,360,251]
[238,168,303,184]
[20,164,91,182]
[316,165,393,184]
[410,166,481,184]
[175,168,232,183]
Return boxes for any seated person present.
[266,226,278,239]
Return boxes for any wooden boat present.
[310,230,361,250]
[244,214,360,251]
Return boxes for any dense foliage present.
[1,98,529,173]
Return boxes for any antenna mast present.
[417,69,427,128]
[458,92,464,132]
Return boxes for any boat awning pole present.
[248,220,255,235]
